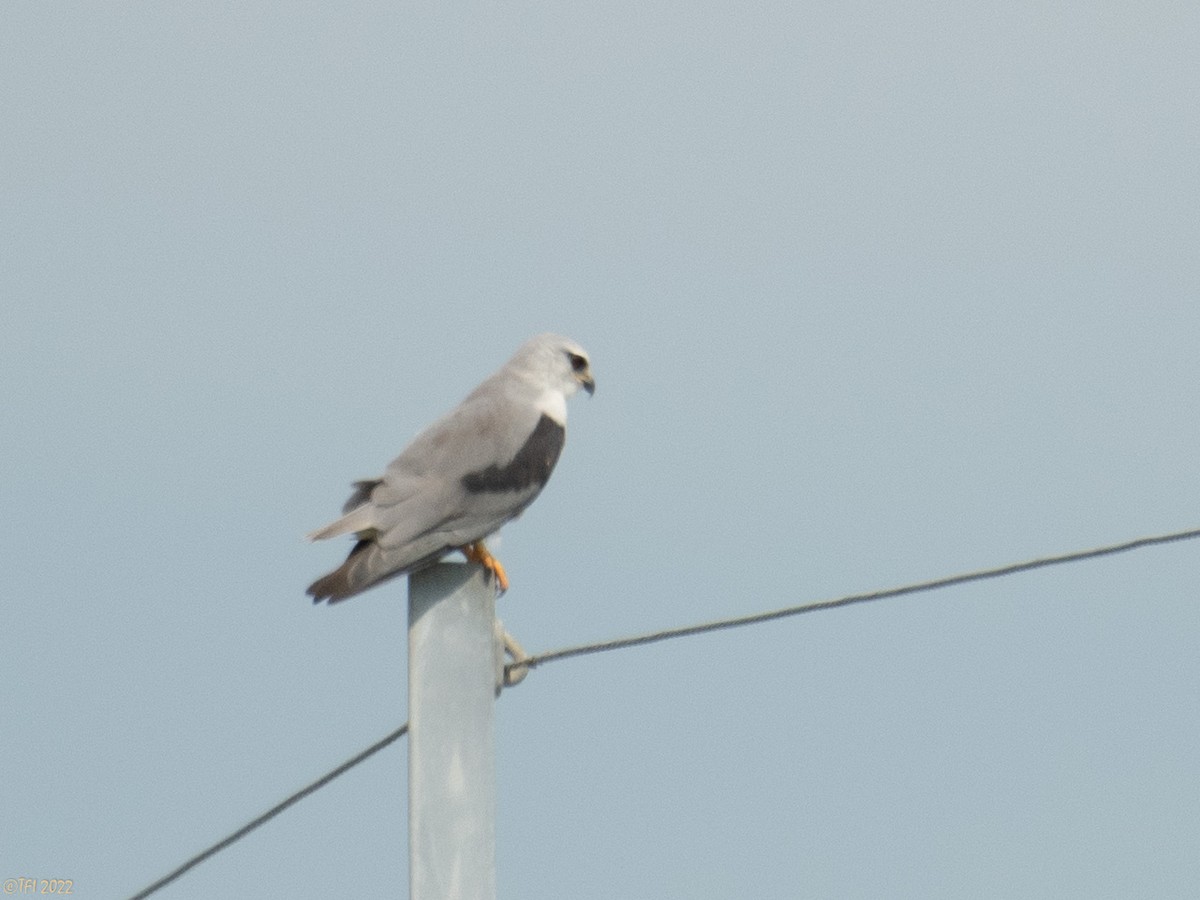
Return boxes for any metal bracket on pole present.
[408,562,498,900]
[496,621,531,689]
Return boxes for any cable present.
[128,524,1200,897]
[126,724,408,900]
[508,525,1200,674]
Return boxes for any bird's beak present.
[579,372,595,396]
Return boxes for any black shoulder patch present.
[462,414,565,494]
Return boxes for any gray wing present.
[307,381,565,603]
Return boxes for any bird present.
[306,333,595,603]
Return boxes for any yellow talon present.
[461,541,510,594]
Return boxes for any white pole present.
[408,562,498,900]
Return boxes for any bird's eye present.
[567,352,588,372]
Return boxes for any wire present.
[126,724,408,900]
[508,525,1200,674]
[128,524,1200,897]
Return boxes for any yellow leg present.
[461,541,510,594]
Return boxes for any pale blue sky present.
[4,2,1199,898]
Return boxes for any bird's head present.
[518,333,595,399]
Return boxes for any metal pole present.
[408,562,498,900]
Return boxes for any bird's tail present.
[307,539,381,603]
[307,538,446,604]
